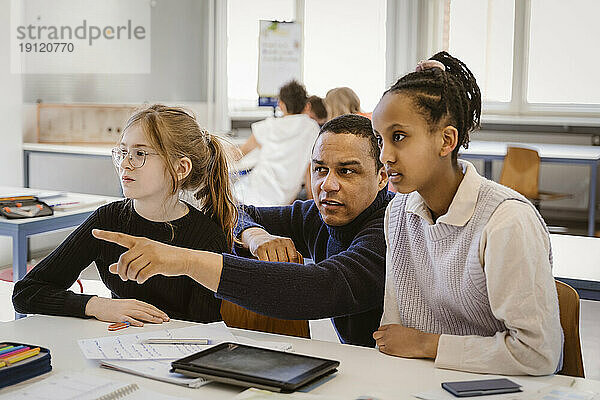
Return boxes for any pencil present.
[6,347,40,365]
[141,338,211,345]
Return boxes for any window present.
[227,0,295,109]
[448,0,514,103]
[527,0,600,105]
[226,0,386,112]
[303,0,387,112]
[447,0,600,116]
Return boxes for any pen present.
[50,201,80,207]
[0,346,30,359]
[141,338,211,345]
[0,346,16,355]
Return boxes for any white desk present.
[460,141,600,236]
[551,234,600,299]
[2,315,600,399]
[23,138,247,188]
[0,187,118,316]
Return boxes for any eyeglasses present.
[111,147,159,169]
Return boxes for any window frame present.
[480,0,600,118]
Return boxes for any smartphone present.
[441,378,522,397]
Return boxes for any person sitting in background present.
[234,80,320,206]
[306,95,328,126]
[324,87,362,120]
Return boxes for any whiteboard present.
[257,20,302,98]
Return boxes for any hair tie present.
[415,59,446,72]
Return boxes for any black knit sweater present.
[217,189,394,347]
[13,200,227,323]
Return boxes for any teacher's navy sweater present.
[217,188,394,347]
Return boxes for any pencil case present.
[0,196,53,219]
[0,342,52,388]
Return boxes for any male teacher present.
[94,114,394,347]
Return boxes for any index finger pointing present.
[92,229,138,249]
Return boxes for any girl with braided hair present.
[372,52,562,375]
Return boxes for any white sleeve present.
[250,118,272,145]
[380,201,403,325]
[434,200,563,375]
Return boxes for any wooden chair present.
[220,301,310,339]
[220,254,311,339]
[555,280,585,377]
[499,146,572,210]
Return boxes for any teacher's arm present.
[92,229,223,292]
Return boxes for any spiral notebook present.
[0,372,189,400]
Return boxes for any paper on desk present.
[78,322,236,360]
[98,337,292,388]
[100,359,209,388]
[521,385,598,400]
[413,377,552,400]
[233,335,293,352]
[0,371,189,400]
[234,388,344,400]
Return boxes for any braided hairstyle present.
[385,51,481,160]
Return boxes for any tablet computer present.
[171,342,339,393]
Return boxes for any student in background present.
[306,95,328,126]
[13,105,236,326]
[234,80,320,206]
[371,52,562,375]
[324,87,363,120]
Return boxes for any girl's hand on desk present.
[373,324,440,359]
[85,296,169,327]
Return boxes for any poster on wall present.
[257,20,302,107]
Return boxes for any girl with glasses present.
[13,104,237,326]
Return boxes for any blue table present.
[0,187,116,318]
[460,141,600,236]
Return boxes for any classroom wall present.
[0,0,216,269]
[0,0,25,268]
[21,0,210,103]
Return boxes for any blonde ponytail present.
[194,134,238,249]
[123,104,238,249]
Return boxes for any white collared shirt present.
[383,160,562,375]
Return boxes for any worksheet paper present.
[98,334,293,388]
[78,322,236,360]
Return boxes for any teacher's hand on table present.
[85,296,169,327]
[91,229,223,291]
[373,324,440,359]
[241,227,304,263]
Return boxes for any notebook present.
[0,372,189,400]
